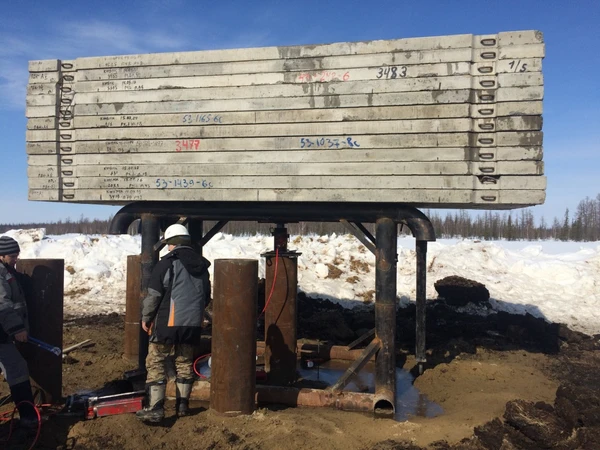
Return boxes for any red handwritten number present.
[193,140,200,149]
[175,141,181,152]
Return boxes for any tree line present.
[2,194,599,241]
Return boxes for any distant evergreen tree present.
[3,193,600,241]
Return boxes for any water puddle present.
[195,357,443,421]
[298,360,443,421]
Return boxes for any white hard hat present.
[164,224,190,240]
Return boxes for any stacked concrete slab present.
[26,30,545,208]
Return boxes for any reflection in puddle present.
[298,360,443,421]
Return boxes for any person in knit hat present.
[0,236,38,428]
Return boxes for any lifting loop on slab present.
[480,51,497,59]
[480,38,497,46]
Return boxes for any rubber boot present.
[135,381,166,423]
[175,378,193,417]
[9,380,38,429]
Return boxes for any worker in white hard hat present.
[136,224,211,423]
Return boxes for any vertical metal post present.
[374,218,397,417]
[415,240,428,366]
[139,214,160,371]
[17,259,64,403]
[263,225,300,386]
[124,255,141,362]
[188,218,203,256]
[211,259,258,416]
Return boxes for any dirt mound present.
[433,276,490,306]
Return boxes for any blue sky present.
[1,0,598,225]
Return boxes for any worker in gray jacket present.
[0,236,38,428]
[136,224,211,423]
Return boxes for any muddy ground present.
[2,293,600,449]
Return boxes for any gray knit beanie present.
[0,236,20,256]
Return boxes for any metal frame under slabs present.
[109,201,435,416]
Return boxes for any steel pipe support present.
[211,259,258,416]
[263,252,299,386]
[374,218,397,417]
[124,255,141,362]
[138,214,160,371]
[415,240,428,364]
[17,259,64,403]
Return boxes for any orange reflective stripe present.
[168,300,175,327]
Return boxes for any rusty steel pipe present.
[211,259,258,416]
[187,218,203,255]
[257,342,377,362]
[138,214,160,371]
[415,240,428,364]
[175,380,375,412]
[374,218,397,417]
[263,252,299,386]
[17,259,64,403]
[124,255,141,362]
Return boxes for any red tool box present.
[85,391,145,419]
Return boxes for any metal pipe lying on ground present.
[166,380,375,413]
[257,342,376,362]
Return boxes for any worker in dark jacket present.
[0,236,38,428]
[136,224,211,423]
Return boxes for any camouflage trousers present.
[145,342,194,384]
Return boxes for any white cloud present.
[0,19,195,112]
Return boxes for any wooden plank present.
[26,160,543,176]
[27,187,546,206]
[28,175,547,191]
